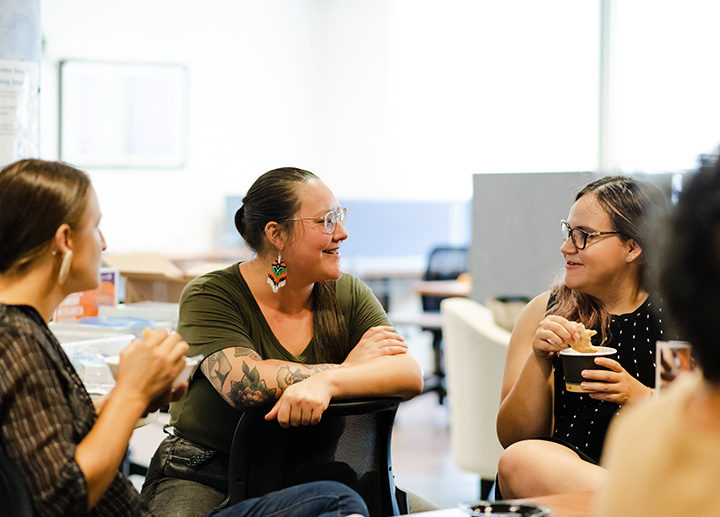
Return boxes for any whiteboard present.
[59,60,188,168]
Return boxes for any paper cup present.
[559,346,617,393]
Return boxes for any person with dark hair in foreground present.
[0,159,369,517]
[597,152,720,516]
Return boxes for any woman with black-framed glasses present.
[495,175,679,500]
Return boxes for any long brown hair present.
[235,167,349,363]
[0,159,90,276]
[547,175,666,343]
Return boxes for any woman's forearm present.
[320,353,424,401]
[202,347,342,409]
[202,347,423,409]
[75,387,147,508]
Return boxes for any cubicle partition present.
[222,196,471,309]
[471,171,679,304]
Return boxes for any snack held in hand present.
[570,323,598,353]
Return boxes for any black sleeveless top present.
[551,296,673,463]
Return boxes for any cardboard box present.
[101,252,237,303]
[54,268,120,322]
[102,253,197,303]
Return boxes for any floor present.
[390,393,481,510]
[128,325,482,511]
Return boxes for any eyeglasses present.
[291,207,347,234]
[561,220,621,250]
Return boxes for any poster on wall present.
[59,60,188,168]
[0,60,40,165]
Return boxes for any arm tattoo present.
[234,347,262,358]
[228,362,278,408]
[202,352,233,390]
[202,347,264,394]
[276,364,335,390]
[203,347,336,410]
[227,347,275,408]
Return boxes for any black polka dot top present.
[551,296,673,463]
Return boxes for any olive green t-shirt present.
[169,263,390,453]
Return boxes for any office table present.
[413,279,471,299]
[388,279,470,403]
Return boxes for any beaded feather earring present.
[267,254,287,293]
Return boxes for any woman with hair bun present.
[142,167,424,516]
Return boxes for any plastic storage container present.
[51,325,135,393]
[75,316,157,337]
[98,301,179,330]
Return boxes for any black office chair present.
[217,397,408,517]
[419,245,469,402]
[0,446,36,517]
[421,245,470,312]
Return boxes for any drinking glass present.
[655,340,697,391]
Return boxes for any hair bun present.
[234,205,245,234]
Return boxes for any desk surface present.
[520,490,596,517]
[409,490,597,517]
[342,255,425,280]
[414,280,471,298]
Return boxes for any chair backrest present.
[441,297,510,480]
[0,446,36,517]
[219,397,407,517]
[422,246,469,312]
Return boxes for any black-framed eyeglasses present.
[291,207,347,234]
[561,220,621,250]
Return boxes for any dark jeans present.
[141,435,368,517]
[141,435,228,516]
[207,481,368,517]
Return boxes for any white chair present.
[440,297,512,499]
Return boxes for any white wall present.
[39,0,602,255]
[41,0,323,254]
[36,1,720,256]
[55,1,720,259]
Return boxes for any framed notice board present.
[59,60,188,168]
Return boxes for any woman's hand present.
[264,375,333,428]
[531,315,581,359]
[341,326,408,366]
[579,357,649,405]
[141,382,188,417]
[114,329,189,408]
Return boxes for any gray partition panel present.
[471,171,677,304]
[472,172,588,303]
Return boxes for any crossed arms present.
[201,326,424,427]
